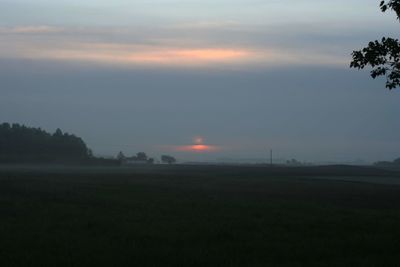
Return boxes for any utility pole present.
[270,149,273,165]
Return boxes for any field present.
[1,164,400,266]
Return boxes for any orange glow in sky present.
[29,44,251,66]
[173,49,248,61]
[171,136,220,153]
[174,144,219,153]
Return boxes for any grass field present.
[1,165,400,266]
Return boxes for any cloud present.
[0,26,62,34]
[0,24,349,68]
[170,20,240,30]
[20,42,252,66]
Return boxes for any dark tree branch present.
[350,1,400,89]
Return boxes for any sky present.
[0,0,399,163]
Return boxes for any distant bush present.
[0,123,92,163]
[374,157,400,167]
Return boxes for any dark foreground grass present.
[1,165,400,266]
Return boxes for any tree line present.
[0,122,178,165]
[374,157,400,167]
[117,151,177,165]
[0,123,92,163]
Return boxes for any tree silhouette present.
[161,155,176,164]
[0,123,91,163]
[350,1,400,89]
[117,151,126,162]
[136,152,148,161]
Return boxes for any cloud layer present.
[0,24,353,68]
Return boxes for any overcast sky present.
[0,0,399,163]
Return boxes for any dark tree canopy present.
[161,155,176,164]
[0,123,91,163]
[117,151,126,161]
[380,0,400,18]
[350,1,400,89]
[136,152,148,161]
[117,151,155,164]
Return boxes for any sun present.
[194,137,204,145]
